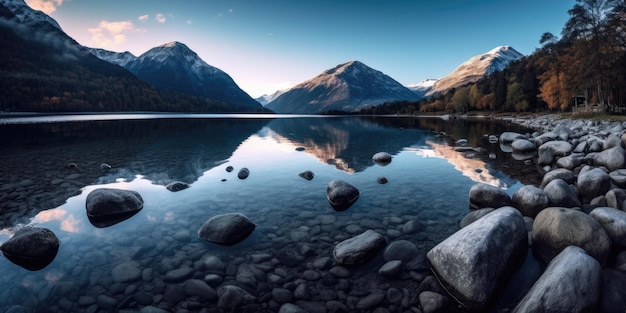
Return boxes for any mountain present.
[407,79,438,99]
[256,88,290,106]
[426,46,524,96]
[0,0,267,113]
[118,41,263,110]
[87,48,137,67]
[266,61,419,114]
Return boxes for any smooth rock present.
[383,240,418,262]
[468,183,512,209]
[499,132,524,144]
[419,291,450,313]
[533,207,611,265]
[577,168,611,203]
[333,230,386,265]
[356,292,385,310]
[605,188,626,210]
[540,168,575,188]
[372,152,393,166]
[279,303,308,313]
[537,141,573,165]
[198,213,255,246]
[0,227,60,271]
[377,176,388,184]
[427,207,527,310]
[512,185,549,218]
[184,279,217,299]
[85,188,143,218]
[111,261,141,283]
[511,139,535,153]
[298,171,314,181]
[217,285,256,311]
[555,153,585,170]
[378,260,402,278]
[237,168,250,179]
[513,246,601,313]
[164,267,194,283]
[593,146,626,171]
[459,208,494,228]
[166,181,189,192]
[543,179,582,208]
[326,180,360,211]
[610,169,626,188]
[590,206,626,248]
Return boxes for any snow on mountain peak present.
[1,0,62,30]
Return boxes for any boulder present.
[468,183,511,209]
[511,139,535,154]
[604,133,623,149]
[1,227,60,270]
[372,152,392,166]
[86,188,144,218]
[166,181,189,192]
[327,180,360,211]
[532,207,611,265]
[427,207,527,311]
[537,141,573,165]
[459,208,494,228]
[333,229,387,265]
[298,171,314,181]
[609,169,626,188]
[555,153,585,170]
[605,188,626,210]
[590,207,626,248]
[198,213,256,246]
[593,146,626,171]
[543,179,582,208]
[499,132,524,144]
[513,246,601,313]
[512,186,549,218]
[540,168,575,188]
[577,168,611,204]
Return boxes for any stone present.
[427,207,527,311]
[0,227,59,271]
[459,208,494,228]
[217,285,256,311]
[85,188,143,219]
[593,146,626,171]
[512,185,549,218]
[499,132,524,144]
[540,168,575,188]
[577,168,611,204]
[237,168,250,179]
[419,291,449,313]
[165,181,189,192]
[543,179,582,208]
[383,240,418,262]
[377,176,388,184]
[610,169,626,188]
[356,292,385,310]
[326,180,360,211]
[512,246,601,313]
[511,139,535,153]
[372,152,393,165]
[537,141,573,165]
[329,266,350,278]
[555,153,585,170]
[225,166,234,172]
[279,303,308,313]
[272,288,294,303]
[533,207,611,265]
[401,219,422,234]
[590,207,626,248]
[111,261,141,283]
[468,183,512,209]
[378,260,402,278]
[198,213,255,246]
[333,230,386,265]
[164,267,194,283]
[605,188,626,210]
[298,171,314,180]
[599,269,626,313]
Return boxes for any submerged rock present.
[1,227,60,271]
[198,213,256,246]
[298,170,314,181]
[333,229,387,265]
[166,181,189,192]
[85,188,144,227]
[327,180,360,211]
[513,246,601,313]
[237,168,250,179]
[372,152,392,166]
[427,207,527,311]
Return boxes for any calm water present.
[0,115,540,312]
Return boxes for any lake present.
[0,115,541,312]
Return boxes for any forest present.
[360,0,626,115]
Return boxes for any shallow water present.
[0,115,541,312]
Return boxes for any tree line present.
[360,0,626,115]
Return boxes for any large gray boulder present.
[333,229,387,265]
[543,179,582,208]
[537,141,573,165]
[86,188,144,218]
[427,207,527,311]
[533,207,611,265]
[372,152,392,166]
[605,188,626,210]
[513,246,601,313]
[609,169,626,188]
[577,168,611,204]
[1,227,60,270]
[327,180,360,211]
[590,207,626,248]
[593,146,626,171]
[468,183,511,209]
[459,208,495,228]
[511,139,535,154]
[198,213,256,246]
[512,186,549,218]
[540,168,575,188]
[499,132,524,144]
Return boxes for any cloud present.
[138,14,149,21]
[88,20,137,48]
[25,0,63,14]
[155,13,166,23]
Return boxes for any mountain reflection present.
[262,117,437,172]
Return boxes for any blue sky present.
[27,0,576,97]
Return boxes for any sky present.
[26,0,576,98]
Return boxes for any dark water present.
[0,115,541,312]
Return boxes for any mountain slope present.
[87,47,137,67]
[267,61,418,114]
[426,46,524,96]
[124,42,263,110]
[256,88,290,106]
[407,79,438,99]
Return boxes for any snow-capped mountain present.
[266,61,419,114]
[121,41,262,109]
[256,88,290,106]
[407,78,438,99]
[426,46,524,96]
[87,48,137,67]
[1,0,61,30]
